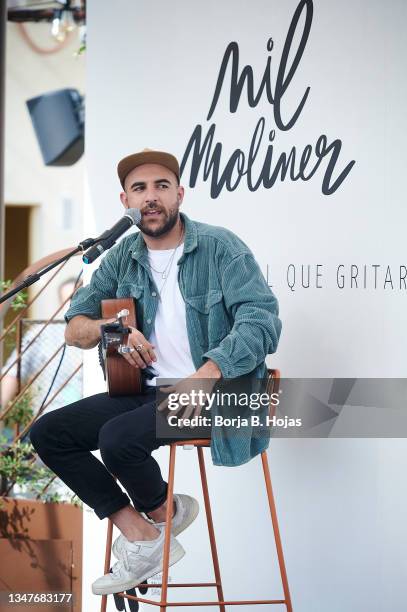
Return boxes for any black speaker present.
[26,88,84,166]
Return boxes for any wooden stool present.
[101,369,293,611]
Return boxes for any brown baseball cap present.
[117,148,180,189]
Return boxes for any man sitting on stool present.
[29,149,282,595]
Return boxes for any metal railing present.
[0,248,83,498]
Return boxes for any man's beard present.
[137,204,180,238]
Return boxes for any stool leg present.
[261,451,293,612]
[160,443,177,611]
[100,518,114,612]
[197,446,226,612]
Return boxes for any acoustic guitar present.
[99,297,142,396]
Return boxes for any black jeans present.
[29,387,208,519]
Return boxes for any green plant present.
[3,390,34,429]
[1,281,80,508]
[1,280,28,352]
[0,436,81,507]
[75,41,86,56]
[0,281,27,312]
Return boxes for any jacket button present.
[147,318,152,324]
[151,291,157,297]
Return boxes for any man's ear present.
[177,186,185,205]
[120,192,128,209]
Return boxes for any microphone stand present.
[0,237,96,305]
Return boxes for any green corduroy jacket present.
[65,212,282,466]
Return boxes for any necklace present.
[148,224,185,296]
[148,246,178,279]
[148,223,184,279]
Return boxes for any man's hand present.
[157,360,222,428]
[119,327,157,369]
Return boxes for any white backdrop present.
[82,1,407,610]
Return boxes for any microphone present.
[82,208,141,264]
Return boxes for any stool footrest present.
[135,582,220,588]
[118,593,287,607]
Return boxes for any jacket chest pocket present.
[184,289,230,348]
[116,283,143,300]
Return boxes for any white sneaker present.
[152,494,199,536]
[111,494,198,560]
[91,528,185,596]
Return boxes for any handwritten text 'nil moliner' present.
[181,0,355,199]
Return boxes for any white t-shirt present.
[146,243,195,386]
